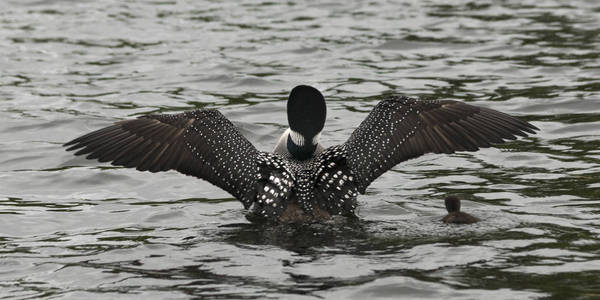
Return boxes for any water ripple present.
[1,0,599,299]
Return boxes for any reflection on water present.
[1,0,599,299]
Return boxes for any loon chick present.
[442,196,479,224]
[64,85,538,223]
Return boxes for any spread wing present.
[344,96,538,193]
[64,109,263,207]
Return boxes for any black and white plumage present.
[64,85,538,223]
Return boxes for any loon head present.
[286,85,326,160]
[444,196,461,213]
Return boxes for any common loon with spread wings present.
[64,85,537,223]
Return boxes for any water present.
[1,0,599,299]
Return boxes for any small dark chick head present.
[286,85,326,160]
[445,196,461,213]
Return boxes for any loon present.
[442,196,479,224]
[64,85,538,223]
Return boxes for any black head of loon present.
[64,84,538,224]
[285,85,326,160]
[442,196,480,224]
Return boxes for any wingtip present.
[64,141,83,152]
[520,121,539,135]
[528,122,540,132]
[63,138,79,148]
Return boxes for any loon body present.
[64,85,537,223]
[442,196,480,224]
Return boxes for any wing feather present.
[64,109,263,206]
[344,96,538,193]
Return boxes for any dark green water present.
[1,0,599,299]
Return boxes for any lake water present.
[1,0,599,299]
